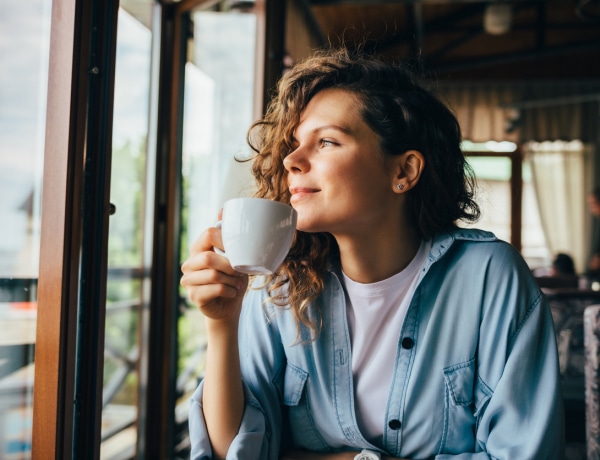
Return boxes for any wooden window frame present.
[32,0,283,458]
[33,0,119,458]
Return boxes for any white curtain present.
[526,141,593,274]
[438,82,599,273]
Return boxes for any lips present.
[289,186,320,201]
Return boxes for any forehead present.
[295,88,365,134]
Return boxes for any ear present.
[392,150,425,193]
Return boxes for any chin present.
[295,224,315,233]
[295,213,334,234]
[296,220,323,234]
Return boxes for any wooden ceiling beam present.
[431,38,600,72]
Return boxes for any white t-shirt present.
[344,239,431,446]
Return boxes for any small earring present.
[396,184,404,190]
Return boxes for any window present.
[461,141,550,269]
[6,0,274,457]
[0,1,51,457]
[102,4,155,458]
[177,1,260,448]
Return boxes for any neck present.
[335,225,422,284]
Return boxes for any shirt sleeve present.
[437,245,564,459]
[435,304,564,458]
[188,380,271,460]
[188,285,287,460]
[473,294,564,459]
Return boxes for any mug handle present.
[213,221,226,256]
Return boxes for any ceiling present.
[304,0,600,81]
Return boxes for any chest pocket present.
[283,363,330,451]
[441,358,491,454]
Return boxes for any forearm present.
[202,319,244,459]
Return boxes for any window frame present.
[32,0,120,457]
[31,0,282,457]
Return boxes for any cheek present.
[328,159,383,187]
[347,163,392,195]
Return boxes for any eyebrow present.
[293,124,353,141]
[315,124,351,134]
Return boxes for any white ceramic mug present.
[216,197,297,275]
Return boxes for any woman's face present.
[283,88,400,237]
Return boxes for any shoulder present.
[432,228,529,272]
[428,228,542,316]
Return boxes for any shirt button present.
[388,419,402,430]
[401,337,414,349]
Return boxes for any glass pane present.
[0,0,51,458]
[467,156,513,242]
[176,3,258,454]
[102,4,154,458]
[464,155,549,269]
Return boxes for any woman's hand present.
[180,226,249,326]
[181,225,249,457]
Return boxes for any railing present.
[0,278,37,458]
[0,273,206,459]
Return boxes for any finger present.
[182,250,239,277]
[181,264,244,291]
[189,282,241,304]
[189,226,224,255]
[184,271,248,309]
[181,276,240,306]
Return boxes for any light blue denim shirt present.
[189,228,564,459]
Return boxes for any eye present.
[320,139,337,148]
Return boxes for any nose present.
[283,146,308,173]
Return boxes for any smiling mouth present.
[289,187,319,201]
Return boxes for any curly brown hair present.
[245,47,479,338]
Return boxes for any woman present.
[181,48,564,459]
